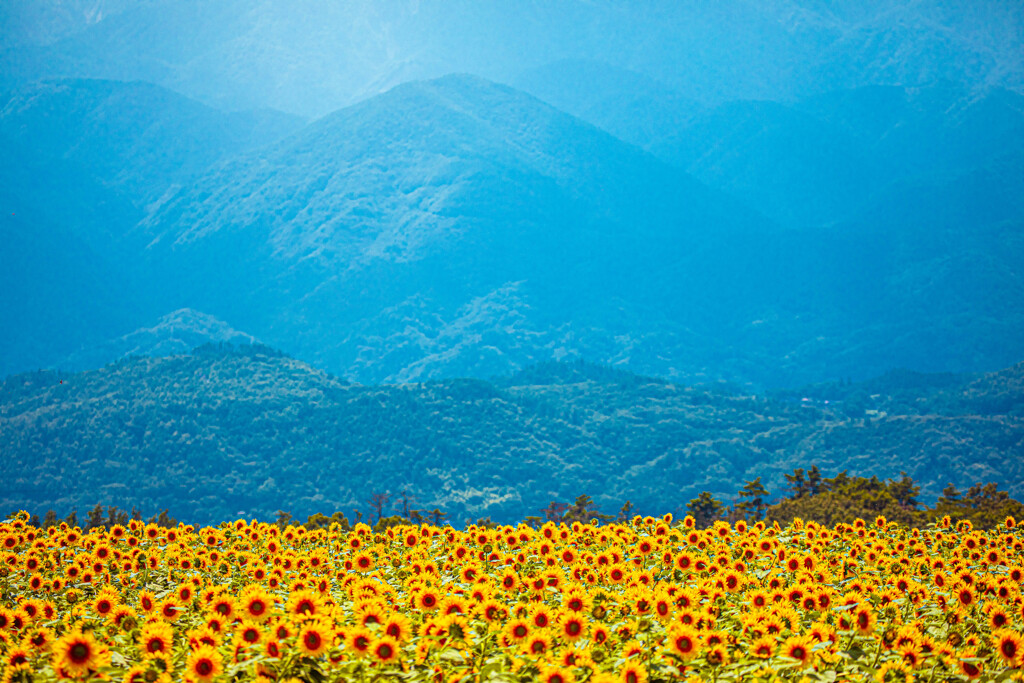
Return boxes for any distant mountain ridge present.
[132,74,776,384]
[2,72,1021,387]
[4,1,1021,116]
[1,348,1020,525]
[0,78,306,202]
[57,309,258,372]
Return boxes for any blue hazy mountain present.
[3,70,1022,387]
[57,309,258,372]
[516,72,1024,228]
[0,79,304,376]
[134,74,773,383]
[0,78,305,202]
[2,2,1022,389]
[4,1,1020,117]
[512,59,703,151]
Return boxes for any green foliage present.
[933,482,1024,529]
[763,470,1022,530]
[687,492,726,529]
[1,348,1022,526]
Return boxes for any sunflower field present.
[1,511,1022,683]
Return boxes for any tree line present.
[13,469,1021,532]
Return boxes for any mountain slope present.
[137,74,774,383]
[56,309,258,372]
[1,349,1020,525]
[4,0,1020,116]
[0,78,306,201]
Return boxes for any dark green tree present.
[368,492,391,526]
[87,503,105,531]
[784,468,809,497]
[687,492,726,528]
[564,494,612,524]
[735,477,770,521]
[616,500,635,523]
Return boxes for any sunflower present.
[138,591,157,613]
[528,604,554,629]
[993,629,1023,667]
[156,598,182,622]
[667,626,701,662]
[618,662,648,683]
[23,626,55,653]
[558,613,587,642]
[751,635,775,659]
[701,642,729,667]
[357,602,388,627]
[434,613,469,643]
[523,632,552,656]
[505,619,531,643]
[782,635,815,666]
[439,595,468,616]
[237,621,264,646]
[538,663,575,683]
[5,647,30,669]
[956,655,983,679]
[415,589,440,612]
[853,605,876,634]
[188,627,220,650]
[112,605,137,630]
[239,586,274,622]
[186,645,222,683]
[263,639,282,660]
[954,584,975,610]
[875,661,913,683]
[53,629,107,677]
[607,564,627,584]
[139,621,174,658]
[987,606,1012,631]
[296,619,331,657]
[371,636,400,664]
[287,590,321,620]
[346,626,375,657]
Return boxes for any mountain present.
[0,79,304,375]
[648,99,885,227]
[3,1,1020,117]
[512,59,703,151]
[1,348,1020,525]
[135,74,774,384]
[0,208,135,377]
[796,83,1024,181]
[56,309,258,372]
[0,78,306,201]
[2,71,1021,387]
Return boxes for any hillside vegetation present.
[2,346,1020,526]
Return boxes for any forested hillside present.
[2,346,1020,525]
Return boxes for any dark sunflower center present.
[70,643,90,663]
